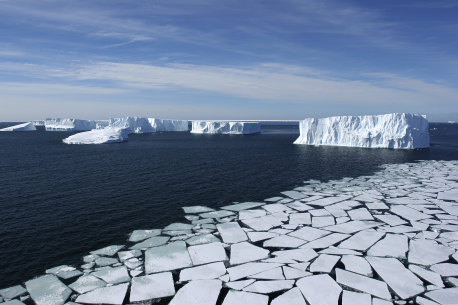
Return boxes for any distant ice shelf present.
[44,118,109,131]
[62,128,129,144]
[191,121,261,134]
[109,117,189,133]
[294,113,429,149]
[0,122,36,131]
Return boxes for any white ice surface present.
[179,262,226,281]
[335,268,391,300]
[169,280,221,305]
[338,229,384,251]
[296,274,342,305]
[108,117,188,133]
[227,263,282,281]
[75,283,128,305]
[294,113,429,149]
[63,128,129,144]
[230,242,269,265]
[309,254,340,273]
[243,280,294,294]
[44,118,108,131]
[129,272,175,302]
[217,222,248,244]
[187,242,227,265]
[367,233,408,259]
[408,239,455,266]
[0,122,36,131]
[25,275,71,305]
[222,290,268,305]
[341,255,372,276]
[191,121,261,134]
[366,256,424,299]
[425,288,458,305]
[0,286,27,300]
[144,241,192,273]
[68,275,106,294]
[91,266,130,285]
[271,287,306,305]
[342,290,371,305]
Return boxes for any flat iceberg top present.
[3,159,458,305]
[109,117,189,133]
[294,113,429,149]
[44,118,108,131]
[0,122,36,131]
[191,121,261,134]
[63,128,129,145]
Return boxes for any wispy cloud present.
[59,61,457,107]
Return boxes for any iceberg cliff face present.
[109,117,154,133]
[294,113,429,149]
[191,121,261,134]
[45,118,108,131]
[109,117,189,133]
[0,122,36,131]
[149,118,189,132]
[63,128,129,144]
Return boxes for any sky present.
[0,0,457,121]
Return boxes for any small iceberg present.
[190,121,261,134]
[62,128,129,145]
[0,122,36,131]
[294,113,429,149]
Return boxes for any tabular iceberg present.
[294,113,429,149]
[109,117,189,133]
[45,118,109,131]
[191,121,261,134]
[62,128,129,144]
[0,122,36,131]
[149,118,189,132]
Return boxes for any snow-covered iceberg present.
[63,128,129,144]
[109,117,188,133]
[45,118,109,131]
[191,121,261,134]
[294,113,429,149]
[0,122,37,131]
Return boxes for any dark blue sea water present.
[0,123,457,288]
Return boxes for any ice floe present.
[25,275,71,305]
[222,290,268,305]
[366,256,424,299]
[145,241,192,273]
[76,283,128,305]
[296,274,342,305]
[5,160,458,305]
[129,272,175,302]
[169,280,221,305]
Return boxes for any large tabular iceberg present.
[109,117,189,133]
[45,118,109,131]
[294,113,429,149]
[0,122,37,131]
[63,128,129,144]
[191,121,261,134]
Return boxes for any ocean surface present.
[0,123,457,287]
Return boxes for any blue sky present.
[0,0,457,121]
